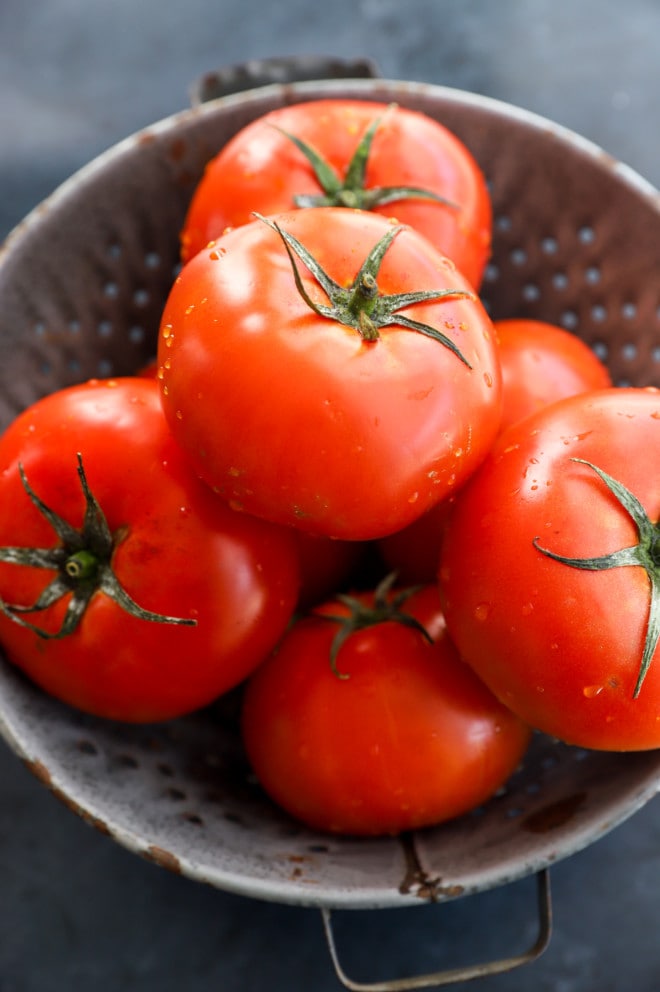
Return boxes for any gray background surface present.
[1,2,660,990]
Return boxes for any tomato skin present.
[439,387,660,751]
[180,99,492,288]
[159,208,502,541]
[0,378,300,722]
[494,318,612,432]
[241,584,531,836]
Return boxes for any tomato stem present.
[255,213,474,364]
[533,458,660,697]
[319,572,432,678]
[0,454,197,639]
[64,549,98,580]
[273,106,459,213]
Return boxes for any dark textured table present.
[1,2,659,989]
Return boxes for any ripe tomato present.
[180,98,492,288]
[241,581,531,836]
[377,318,612,582]
[439,387,660,751]
[0,378,300,722]
[494,318,612,432]
[158,208,502,541]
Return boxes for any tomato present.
[180,98,492,288]
[494,318,612,432]
[0,378,300,722]
[241,581,531,836]
[158,208,502,541]
[377,318,612,582]
[439,387,660,751]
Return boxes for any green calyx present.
[0,454,197,640]
[273,105,458,213]
[533,458,660,698]
[256,213,474,365]
[320,573,432,679]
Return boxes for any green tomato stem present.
[0,454,196,639]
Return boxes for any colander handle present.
[320,868,552,991]
[190,54,382,106]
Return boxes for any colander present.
[1,57,659,990]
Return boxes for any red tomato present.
[439,387,660,751]
[494,318,612,432]
[0,378,300,722]
[180,99,492,288]
[241,582,531,836]
[158,208,502,541]
[377,318,612,582]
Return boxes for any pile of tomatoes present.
[1,98,659,838]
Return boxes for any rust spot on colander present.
[398,832,465,902]
[522,791,587,833]
[60,798,112,836]
[144,845,183,874]
[168,137,188,163]
[25,757,52,788]
[25,758,113,836]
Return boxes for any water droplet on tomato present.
[521,602,534,616]
[474,603,491,622]
[583,684,604,698]
[483,372,493,388]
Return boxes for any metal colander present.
[1,61,660,988]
